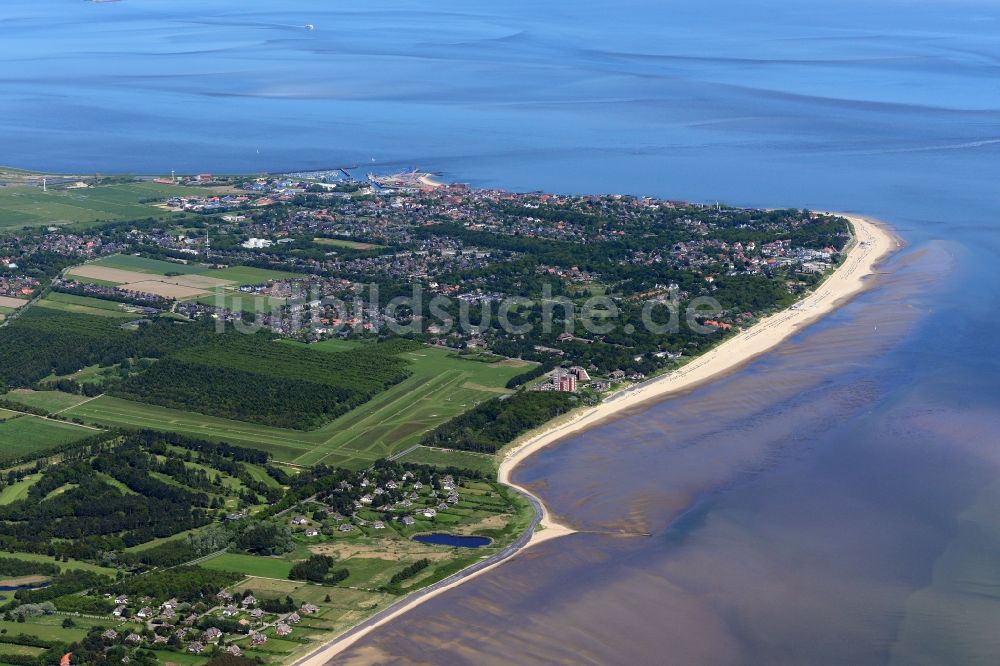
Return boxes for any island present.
[0,166,894,666]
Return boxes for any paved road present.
[289,484,544,666]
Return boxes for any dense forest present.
[0,309,217,391]
[111,333,414,429]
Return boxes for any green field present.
[36,292,136,318]
[89,253,209,275]
[194,290,287,313]
[313,237,385,250]
[3,389,92,412]
[0,551,115,576]
[201,265,300,285]
[200,552,294,579]
[0,415,97,462]
[0,474,41,505]
[0,182,209,230]
[62,346,531,467]
[152,650,210,666]
[396,446,497,475]
[0,616,98,643]
[0,643,46,659]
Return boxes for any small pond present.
[411,533,492,548]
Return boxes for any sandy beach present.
[292,213,897,666]
[496,213,897,532]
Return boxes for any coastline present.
[289,213,898,665]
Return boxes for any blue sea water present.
[3,1,1000,663]
[411,534,492,548]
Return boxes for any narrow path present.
[52,393,105,415]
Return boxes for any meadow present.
[396,446,497,475]
[35,292,136,318]
[0,474,40,505]
[0,182,209,230]
[200,552,294,579]
[4,389,92,412]
[312,237,385,250]
[0,415,97,462]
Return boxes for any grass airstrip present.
[2,333,531,468]
[55,345,529,468]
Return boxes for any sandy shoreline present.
[292,213,898,665]
[496,213,897,532]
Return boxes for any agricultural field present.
[0,181,211,230]
[0,415,98,462]
[0,296,28,310]
[63,345,531,467]
[66,254,302,306]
